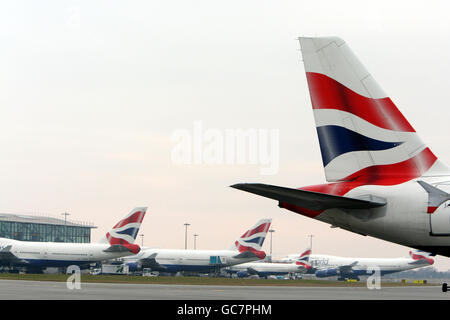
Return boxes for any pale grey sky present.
[2,0,450,270]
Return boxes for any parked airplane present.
[0,207,147,272]
[227,247,311,278]
[281,248,434,281]
[231,36,450,257]
[121,218,272,273]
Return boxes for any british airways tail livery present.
[121,218,272,274]
[299,36,447,182]
[98,207,147,254]
[231,218,272,259]
[296,247,312,270]
[0,207,147,272]
[228,247,312,278]
[232,37,450,257]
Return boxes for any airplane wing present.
[0,245,28,266]
[304,266,317,274]
[139,253,168,272]
[231,183,386,211]
[338,261,358,274]
[247,267,259,276]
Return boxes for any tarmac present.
[0,279,448,300]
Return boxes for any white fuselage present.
[281,254,429,276]
[312,177,450,255]
[123,248,262,273]
[228,261,305,276]
[0,238,134,268]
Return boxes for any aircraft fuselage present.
[281,177,450,256]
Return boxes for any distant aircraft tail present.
[295,247,312,270]
[298,37,448,183]
[409,249,434,265]
[231,218,272,259]
[98,207,147,254]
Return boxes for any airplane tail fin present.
[409,249,434,265]
[98,207,147,254]
[298,37,447,182]
[295,247,312,270]
[231,218,272,259]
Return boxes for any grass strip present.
[0,273,438,287]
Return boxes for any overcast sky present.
[2,0,450,270]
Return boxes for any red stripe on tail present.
[113,210,145,229]
[281,148,437,218]
[306,72,415,132]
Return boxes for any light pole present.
[140,234,144,247]
[61,212,70,242]
[269,229,275,262]
[308,234,314,250]
[184,223,190,250]
[194,234,198,250]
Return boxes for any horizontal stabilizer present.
[231,183,386,211]
[103,244,140,254]
[233,250,261,259]
[103,245,131,252]
[409,259,428,265]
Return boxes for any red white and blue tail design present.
[409,249,434,265]
[99,207,147,254]
[299,37,448,183]
[232,218,271,259]
[295,247,312,270]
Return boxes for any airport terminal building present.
[0,213,96,243]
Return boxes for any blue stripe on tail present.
[242,237,264,246]
[115,227,138,239]
[316,125,403,166]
